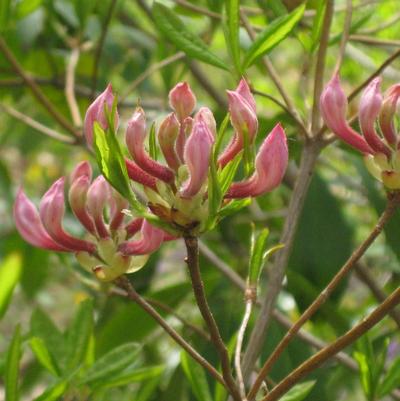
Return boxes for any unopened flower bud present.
[84,84,118,147]
[158,113,180,170]
[379,84,400,146]
[169,82,196,121]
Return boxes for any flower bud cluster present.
[321,75,400,189]
[14,162,169,281]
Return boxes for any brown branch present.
[184,236,242,401]
[114,276,225,387]
[91,0,119,99]
[241,140,322,382]
[247,191,400,400]
[260,286,400,401]
[65,47,82,127]
[0,36,79,137]
[0,103,76,145]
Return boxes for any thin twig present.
[252,89,292,116]
[260,286,400,401]
[354,263,400,330]
[334,0,352,74]
[91,0,119,99]
[241,140,322,383]
[114,276,226,387]
[239,10,308,136]
[350,35,400,48]
[247,191,400,400]
[120,52,186,102]
[65,47,82,127]
[0,36,78,137]
[311,0,334,134]
[235,300,253,400]
[184,236,242,401]
[173,0,220,19]
[0,103,76,144]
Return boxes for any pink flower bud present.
[125,218,144,237]
[158,112,180,170]
[70,161,92,184]
[14,189,66,251]
[126,108,174,183]
[118,220,164,255]
[226,124,288,198]
[236,78,256,112]
[176,116,193,163]
[68,175,96,234]
[379,84,400,146]
[84,84,119,147]
[320,75,373,154]
[180,120,214,198]
[109,191,129,231]
[39,178,96,253]
[218,81,258,168]
[86,176,111,238]
[125,159,158,190]
[359,78,391,156]
[194,107,216,139]
[169,82,196,121]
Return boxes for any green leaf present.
[0,253,22,319]
[80,342,141,385]
[0,0,12,31]
[310,0,326,53]
[218,151,242,195]
[181,351,213,401]
[16,0,42,19]
[33,380,68,401]
[5,325,22,401]
[242,3,305,68]
[93,122,144,214]
[248,228,269,285]
[148,122,158,161]
[218,198,251,218]
[207,152,223,226]
[29,337,60,377]
[213,113,230,161]
[354,351,372,398]
[152,2,228,70]
[65,299,93,371]
[378,356,400,397]
[95,365,164,389]
[279,380,316,401]
[225,0,241,73]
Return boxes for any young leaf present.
[152,2,228,71]
[33,380,68,401]
[279,380,316,401]
[5,325,22,401]
[93,122,144,214]
[29,337,60,377]
[181,351,213,401]
[225,0,241,73]
[242,3,305,68]
[95,365,164,389]
[65,299,94,371]
[0,253,22,319]
[148,122,158,161]
[213,113,230,162]
[218,198,251,218]
[218,152,242,195]
[248,228,269,286]
[354,351,372,399]
[378,356,400,397]
[310,0,326,53]
[79,342,141,385]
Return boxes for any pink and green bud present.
[359,78,390,156]
[70,161,92,183]
[158,112,180,170]
[169,82,196,121]
[14,189,67,251]
[118,220,164,255]
[320,75,373,154]
[379,84,400,146]
[126,108,174,183]
[86,176,111,238]
[236,78,256,112]
[109,191,129,231]
[84,84,118,147]
[176,116,193,163]
[194,107,217,139]
[39,178,96,253]
[226,124,288,198]
[180,120,214,198]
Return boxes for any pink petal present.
[169,82,197,121]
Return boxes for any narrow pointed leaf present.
[5,325,22,401]
[378,356,400,397]
[0,253,22,319]
[248,228,269,286]
[279,380,316,401]
[243,3,305,68]
[153,2,228,70]
[33,380,68,401]
[29,337,60,377]
[225,0,241,72]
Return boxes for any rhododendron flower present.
[14,162,170,281]
[84,79,288,233]
[321,75,400,189]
